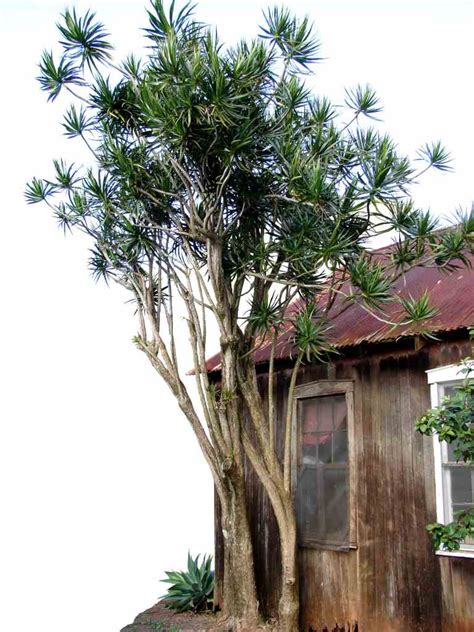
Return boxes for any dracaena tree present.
[27,2,473,629]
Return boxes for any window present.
[426,363,474,558]
[292,380,355,550]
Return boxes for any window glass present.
[297,394,349,546]
[447,441,462,462]
[438,381,474,543]
[450,468,472,505]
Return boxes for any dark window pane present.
[453,504,474,517]
[323,468,349,541]
[447,440,463,462]
[317,434,332,464]
[333,396,347,431]
[297,393,349,545]
[450,467,473,504]
[443,385,457,398]
[302,426,317,464]
[302,398,332,434]
[332,430,348,463]
[297,466,318,539]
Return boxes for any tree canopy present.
[27,2,471,333]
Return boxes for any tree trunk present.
[238,360,301,631]
[278,508,300,632]
[219,476,260,630]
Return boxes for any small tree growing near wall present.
[26,1,473,628]
[417,329,474,551]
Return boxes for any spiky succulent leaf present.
[25,178,56,204]
[345,84,382,119]
[161,553,214,613]
[417,140,452,172]
[37,50,84,101]
[293,304,334,362]
[399,290,438,330]
[260,6,321,70]
[62,105,93,138]
[247,294,284,334]
[434,230,472,269]
[145,0,198,43]
[53,159,79,190]
[349,258,392,307]
[57,8,113,70]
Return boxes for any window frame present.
[426,362,474,559]
[291,379,357,552]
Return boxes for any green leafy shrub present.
[161,553,214,613]
[416,349,474,551]
[426,511,474,552]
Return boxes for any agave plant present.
[161,553,214,613]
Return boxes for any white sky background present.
[0,1,472,631]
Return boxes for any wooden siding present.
[440,557,474,632]
[214,336,474,631]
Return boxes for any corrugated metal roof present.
[203,253,474,374]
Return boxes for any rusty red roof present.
[203,252,474,374]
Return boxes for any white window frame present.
[426,362,474,559]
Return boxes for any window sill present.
[299,540,357,552]
[436,549,474,559]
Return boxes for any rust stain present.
[203,253,474,374]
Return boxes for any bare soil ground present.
[120,601,232,632]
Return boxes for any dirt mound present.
[120,601,231,632]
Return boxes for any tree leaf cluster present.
[28,0,474,363]
[417,360,474,462]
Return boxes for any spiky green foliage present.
[399,290,439,332]
[293,303,334,361]
[349,258,391,307]
[27,0,474,406]
[56,8,113,70]
[37,50,84,101]
[28,1,474,357]
[345,84,382,119]
[247,295,285,334]
[260,6,321,71]
[62,105,93,138]
[145,0,199,42]
[25,177,56,203]
[417,140,453,172]
[161,553,214,613]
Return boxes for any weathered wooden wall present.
[214,334,474,631]
[440,557,474,632]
